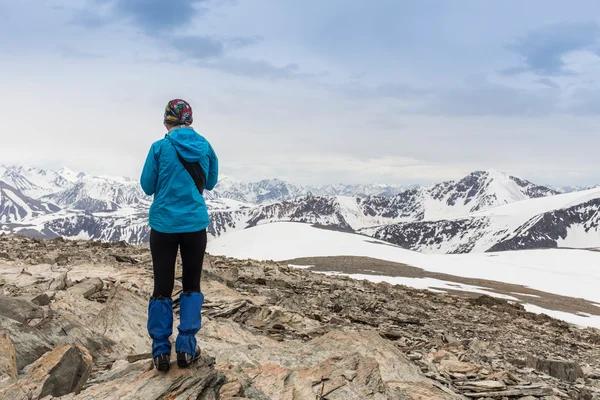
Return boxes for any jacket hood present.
[165,127,208,163]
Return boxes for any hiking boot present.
[153,353,170,372]
[177,346,201,368]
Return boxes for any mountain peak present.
[58,167,79,182]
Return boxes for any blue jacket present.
[141,127,218,233]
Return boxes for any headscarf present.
[164,99,193,126]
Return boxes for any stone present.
[0,331,17,387]
[342,369,358,381]
[126,353,152,363]
[380,328,404,340]
[1,236,600,398]
[456,380,506,391]
[86,359,153,386]
[0,296,45,323]
[462,384,552,397]
[0,344,93,399]
[92,286,150,355]
[59,355,225,400]
[55,255,69,266]
[48,271,68,291]
[68,277,104,298]
[439,359,480,374]
[18,293,51,306]
[526,355,585,382]
[113,255,139,264]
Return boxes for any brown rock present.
[463,384,552,397]
[0,296,45,323]
[0,331,17,387]
[456,380,506,392]
[0,344,92,399]
[55,255,69,266]
[48,271,68,291]
[68,277,104,298]
[439,359,479,374]
[113,255,139,264]
[59,355,225,400]
[526,355,585,382]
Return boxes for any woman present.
[140,99,218,371]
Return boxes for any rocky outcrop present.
[0,331,17,387]
[1,234,600,399]
[527,356,586,383]
[0,344,93,399]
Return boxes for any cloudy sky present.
[2,0,600,186]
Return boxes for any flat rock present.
[18,293,52,306]
[68,278,104,299]
[60,355,224,400]
[92,285,151,355]
[0,296,46,324]
[439,359,480,374]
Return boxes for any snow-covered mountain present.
[307,183,408,198]
[0,181,60,224]
[554,185,600,193]
[362,187,600,253]
[43,174,150,212]
[206,171,558,240]
[211,176,408,203]
[413,170,557,220]
[212,177,309,204]
[0,165,78,198]
[2,164,598,253]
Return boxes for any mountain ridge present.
[1,164,599,253]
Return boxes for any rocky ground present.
[288,255,600,317]
[0,234,599,399]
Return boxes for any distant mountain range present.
[0,164,598,254]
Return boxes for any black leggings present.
[150,229,207,298]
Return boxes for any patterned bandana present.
[164,99,193,126]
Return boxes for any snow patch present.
[524,304,600,329]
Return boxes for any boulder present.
[526,355,585,382]
[0,344,92,399]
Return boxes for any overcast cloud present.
[1,0,600,186]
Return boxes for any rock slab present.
[0,331,17,387]
[0,344,93,399]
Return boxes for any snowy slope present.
[208,222,600,309]
[0,181,60,223]
[364,187,600,253]
[555,185,599,193]
[0,165,77,198]
[44,174,150,212]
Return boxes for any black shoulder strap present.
[175,149,206,195]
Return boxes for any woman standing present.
[141,99,218,371]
